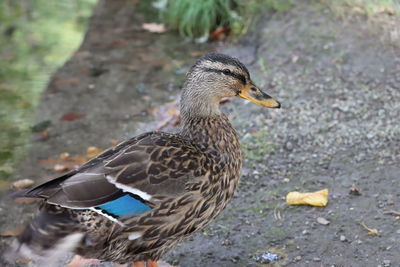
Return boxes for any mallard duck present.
[9,53,280,267]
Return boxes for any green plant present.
[163,0,293,39]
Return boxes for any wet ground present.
[1,0,399,266]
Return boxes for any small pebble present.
[340,235,346,242]
[317,217,330,225]
[294,256,302,262]
[383,260,391,266]
[313,257,321,262]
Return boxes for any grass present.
[0,0,96,179]
[162,0,293,39]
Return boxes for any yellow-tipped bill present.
[237,84,280,108]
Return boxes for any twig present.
[383,210,400,216]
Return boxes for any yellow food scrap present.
[86,146,103,159]
[286,189,329,207]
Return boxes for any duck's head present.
[181,53,280,119]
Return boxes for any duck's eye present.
[222,69,231,75]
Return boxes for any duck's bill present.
[237,85,281,108]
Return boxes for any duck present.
[9,53,280,267]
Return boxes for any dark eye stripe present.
[202,68,246,85]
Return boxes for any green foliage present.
[163,0,293,39]
[0,0,96,179]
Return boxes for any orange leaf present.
[60,113,85,121]
[210,26,230,40]
[142,23,166,33]
[86,146,103,159]
[14,197,41,204]
[1,225,25,237]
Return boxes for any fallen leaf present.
[142,23,166,33]
[12,179,35,190]
[360,222,379,236]
[0,225,25,237]
[111,39,127,47]
[210,26,230,40]
[14,197,41,204]
[69,156,87,165]
[60,113,85,121]
[59,152,70,160]
[40,130,49,138]
[190,51,205,57]
[286,189,329,207]
[110,139,119,146]
[317,217,330,225]
[152,100,181,130]
[53,164,70,172]
[86,146,103,159]
[39,154,86,173]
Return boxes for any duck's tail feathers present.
[4,204,83,266]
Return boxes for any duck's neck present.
[179,83,223,121]
[180,114,241,155]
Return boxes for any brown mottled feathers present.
[11,53,250,264]
[22,131,208,208]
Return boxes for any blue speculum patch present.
[97,194,151,217]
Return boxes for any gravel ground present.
[1,1,399,267]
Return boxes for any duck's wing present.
[18,131,208,217]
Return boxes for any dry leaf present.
[360,222,379,236]
[152,100,181,130]
[86,146,103,159]
[190,51,205,57]
[14,197,41,204]
[111,39,127,47]
[12,179,35,190]
[0,225,25,237]
[60,152,70,160]
[54,164,70,172]
[210,26,230,40]
[40,130,49,138]
[60,113,85,121]
[68,156,87,165]
[39,154,86,173]
[142,23,166,33]
[286,189,329,207]
[110,139,119,146]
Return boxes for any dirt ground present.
[1,0,399,266]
